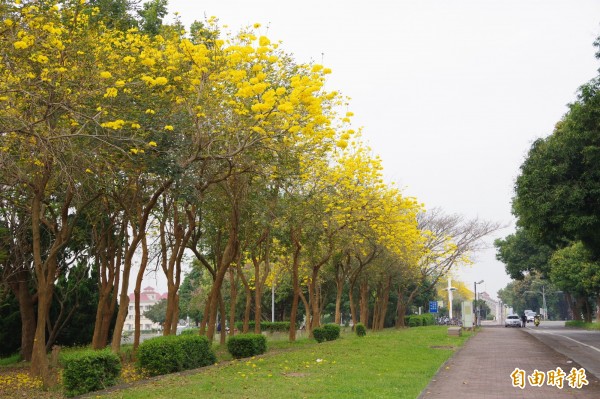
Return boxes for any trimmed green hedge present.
[180,328,200,336]
[565,321,600,330]
[355,322,366,337]
[313,323,341,343]
[407,314,435,327]
[137,335,216,376]
[234,321,290,333]
[62,349,121,397]
[227,333,267,359]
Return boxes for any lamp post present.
[474,280,484,326]
[447,277,457,319]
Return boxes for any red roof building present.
[124,286,168,332]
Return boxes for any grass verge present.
[98,326,471,399]
[565,320,600,330]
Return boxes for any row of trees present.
[495,34,600,321]
[0,0,498,384]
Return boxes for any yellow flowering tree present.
[0,0,164,380]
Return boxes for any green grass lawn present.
[100,326,471,399]
[565,320,600,330]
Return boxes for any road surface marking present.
[533,330,600,354]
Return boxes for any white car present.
[525,311,535,322]
[505,314,522,327]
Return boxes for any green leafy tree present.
[137,0,168,35]
[144,299,168,325]
[494,228,553,280]
[513,73,600,259]
[550,242,600,321]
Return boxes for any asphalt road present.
[523,320,600,379]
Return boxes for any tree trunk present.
[376,276,392,330]
[13,276,36,361]
[253,258,263,334]
[219,293,227,345]
[31,277,54,384]
[170,293,180,334]
[8,270,36,361]
[205,224,238,340]
[359,280,369,327]
[229,267,238,336]
[92,214,124,350]
[134,235,149,348]
[396,299,407,328]
[349,282,358,328]
[111,256,132,353]
[334,270,344,325]
[30,183,74,383]
[92,289,109,349]
[309,269,321,332]
[288,228,301,341]
[584,298,592,323]
[565,293,576,320]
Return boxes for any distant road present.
[524,320,600,379]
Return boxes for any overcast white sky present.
[142,0,600,300]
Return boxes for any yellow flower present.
[13,41,29,49]
[253,23,261,28]
[103,87,118,98]
[101,119,125,130]
[4,19,14,27]
[145,109,155,114]
[34,54,49,64]
[100,71,112,79]
[85,168,92,173]
[154,76,168,85]
[115,80,125,87]
[336,140,348,149]
[148,141,157,147]
[130,148,139,154]
[259,36,270,46]
[131,123,141,129]
[164,125,174,131]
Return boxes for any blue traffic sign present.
[429,300,438,313]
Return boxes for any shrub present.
[355,323,366,337]
[263,321,290,332]
[137,335,216,376]
[62,349,121,397]
[227,334,267,359]
[178,335,217,369]
[313,324,341,343]
[408,315,423,327]
[180,328,200,336]
[323,323,341,340]
[313,327,327,343]
[422,314,435,326]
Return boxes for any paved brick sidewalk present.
[418,326,600,398]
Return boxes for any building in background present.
[123,286,168,332]
[479,291,499,320]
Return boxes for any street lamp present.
[447,277,457,319]
[474,280,484,326]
